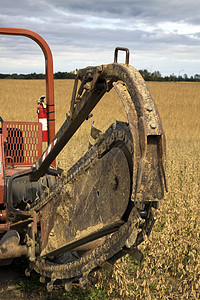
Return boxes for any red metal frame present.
[0,27,55,146]
[0,121,43,232]
[0,27,57,232]
[0,132,9,232]
[0,134,5,205]
[3,121,42,166]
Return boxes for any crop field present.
[0,79,199,299]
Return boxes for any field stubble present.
[0,79,199,299]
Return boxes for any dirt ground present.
[0,259,105,300]
[0,262,27,299]
[0,259,67,300]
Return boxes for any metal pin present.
[150,122,157,129]
[146,105,153,112]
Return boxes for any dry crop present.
[0,79,199,299]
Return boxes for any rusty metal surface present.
[114,47,130,65]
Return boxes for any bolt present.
[146,105,153,112]
[150,122,157,129]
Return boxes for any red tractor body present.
[0,120,42,232]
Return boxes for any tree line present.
[0,72,75,80]
[0,70,200,82]
[138,70,200,82]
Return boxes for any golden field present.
[0,79,199,299]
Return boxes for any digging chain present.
[28,122,156,288]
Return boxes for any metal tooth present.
[88,138,93,149]
[106,137,111,144]
[64,280,73,292]
[79,274,88,289]
[123,247,144,263]
[40,276,46,283]
[82,255,87,264]
[47,280,55,292]
[25,267,32,277]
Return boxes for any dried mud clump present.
[40,172,74,256]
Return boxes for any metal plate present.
[41,147,131,257]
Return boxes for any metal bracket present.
[114,47,130,65]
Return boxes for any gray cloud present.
[46,0,200,25]
[0,0,199,75]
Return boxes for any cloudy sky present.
[0,0,200,76]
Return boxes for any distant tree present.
[0,73,10,79]
[194,74,200,81]
[139,69,152,81]
[151,71,162,81]
[54,72,75,79]
[183,73,188,81]
[54,71,64,79]
[0,70,199,82]
[169,73,177,82]
[177,75,183,81]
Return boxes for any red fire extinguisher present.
[37,96,48,142]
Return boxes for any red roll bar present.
[0,27,55,145]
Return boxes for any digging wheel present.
[9,55,166,291]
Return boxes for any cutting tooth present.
[64,280,73,292]
[25,267,32,277]
[90,120,102,140]
[79,273,89,289]
[47,280,55,292]
[88,138,93,149]
[40,276,46,283]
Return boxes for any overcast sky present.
[0,0,200,76]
